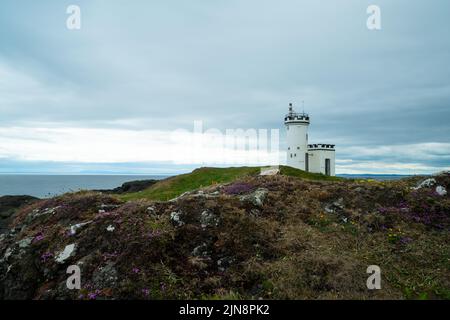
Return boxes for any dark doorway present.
[305,153,309,172]
[325,158,331,176]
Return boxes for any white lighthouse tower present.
[285,103,310,171]
[284,103,336,176]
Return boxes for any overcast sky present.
[0,0,449,175]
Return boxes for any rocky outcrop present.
[412,178,436,190]
[0,196,39,235]
[239,188,269,207]
[96,180,159,194]
[0,172,449,300]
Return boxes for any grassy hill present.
[120,166,340,201]
[1,168,448,300]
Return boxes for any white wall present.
[308,149,335,176]
[286,122,309,170]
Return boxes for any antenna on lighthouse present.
[302,100,305,114]
[289,102,293,114]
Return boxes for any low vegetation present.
[0,168,449,300]
[119,167,261,201]
[120,166,339,202]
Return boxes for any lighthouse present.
[285,103,310,171]
[284,103,336,176]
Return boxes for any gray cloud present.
[0,0,449,173]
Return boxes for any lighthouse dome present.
[284,103,310,124]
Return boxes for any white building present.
[284,103,335,176]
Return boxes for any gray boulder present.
[170,211,185,227]
[412,178,436,190]
[325,198,344,214]
[435,186,447,196]
[55,244,77,264]
[240,188,269,207]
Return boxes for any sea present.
[0,174,412,198]
[0,175,168,198]
[337,174,412,181]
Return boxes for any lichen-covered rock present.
[170,211,184,226]
[17,237,33,249]
[435,186,447,196]
[92,262,118,289]
[69,221,92,235]
[325,198,344,214]
[34,206,60,218]
[412,178,436,190]
[239,188,269,207]
[199,210,219,228]
[55,244,76,264]
[2,247,13,261]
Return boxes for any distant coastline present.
[337,174,414,180]
[0,174,168,198]
[0,173,414,198]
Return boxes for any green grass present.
[119,167,261,201]
[119,166,342,202]
[279,166,342,181]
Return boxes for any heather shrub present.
[223,182,255,195]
